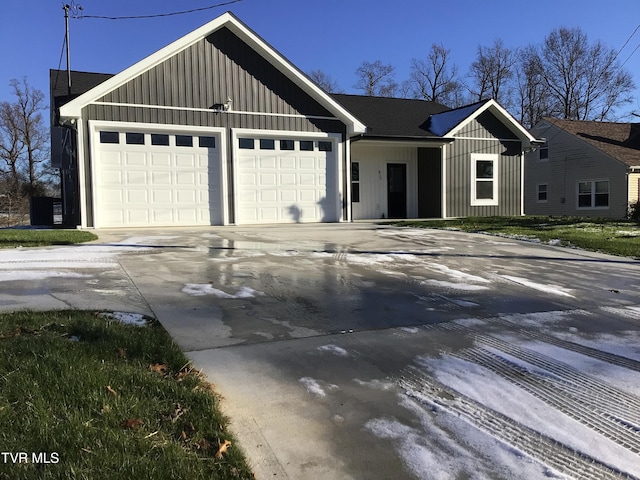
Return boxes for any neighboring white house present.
[526,118,640,219]
[51,11,540,229]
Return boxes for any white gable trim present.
[59,12,365,134]
[445,99,539,147]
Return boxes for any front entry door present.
[387,163,407,218]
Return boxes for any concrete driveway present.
[3,223,640,479]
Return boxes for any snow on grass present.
[414,354,640,477]
[99,311,148,327]
[500,275,575,297]
[181,284,264,298]
[317,344,349,357]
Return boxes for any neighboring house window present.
[537,184,548,203]
[351,162,360,203]
[538,143,549,161]
[470,154,499,206]
[577,180,609,208]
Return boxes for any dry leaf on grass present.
[117,348,127,358]
[106,385,118,396]
[149,363,169,375]
[122,418,144,430]
[215,439,232,459]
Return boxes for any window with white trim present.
[577,180,609,208]
[537,183,548,203]
[470,154,499,206]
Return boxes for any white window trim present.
[576,179,610,210]
[470,153,499,206]
[537,183,548,203]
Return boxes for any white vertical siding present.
[351,143,418,220]
[628,173,640,204]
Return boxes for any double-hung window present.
[470,154,499,206]
[577,180,609,209]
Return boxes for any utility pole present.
[63,4,71,98]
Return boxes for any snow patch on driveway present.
[181,284,264,298]
[299,377,339,397]
[500,275,575,297]
[317,344,349,357]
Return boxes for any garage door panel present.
[124,152,146,166]
[235,137,337,224]
[260,190,277,202]
[176,154,196,167]
[101,151,122,166]
[125,171,147,185]
[150,153,171,167]
[128,189,149,203]
[94,127,222,227]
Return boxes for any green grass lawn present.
[0,230,98,248]
[0,311,253,480]
[393,216,640,259]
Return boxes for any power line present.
[76,0,242,20]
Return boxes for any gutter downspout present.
[441,144,447,219]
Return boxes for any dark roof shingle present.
[332,94,450,138]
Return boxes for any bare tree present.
[514,45,552,128]
[468,39,515,106]
[0,78,52,201]
[540,27,635,121]
[354,60,398,97]
[408,44,464,107]
[308,70,343,93]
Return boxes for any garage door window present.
[239,138,255,149]
[100,131,120,144]
[280,140,295,150]
[126,133,145,145]
[199,136,216,148]
[176,135,193,147]
[260,139,275,150]
[151,134,170,146]
[300,141,314,151]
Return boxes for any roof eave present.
[445,99,541,148]
[58,12,366,134]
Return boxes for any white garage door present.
[93,126,222,228]
[235,136,338,224]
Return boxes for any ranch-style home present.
[51,11,541,228]
[525,118,640,219]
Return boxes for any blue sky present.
[2,0,640,117]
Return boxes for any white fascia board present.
[59,13,365,135]
[445,99,540,147]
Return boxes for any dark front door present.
[387,163,407,219]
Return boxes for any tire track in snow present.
[400,367,639,480]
